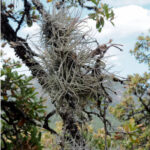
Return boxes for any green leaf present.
[32,6,36,10]
[27,20,33,27]
[38,132,42,141]
[1,69,5,76]
[91,0,97,5]
[111,21,114,26]
[26,76,33,82]
[19,11,24,15]
[88,13,96,20]
[103,4,109,19]
[32,10,35,16]
[98,28,102,32]
[2,2,6,7]
[96,20,100,28]
[99,17,104,27]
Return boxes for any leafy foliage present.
[88,2,114,32]
[1,58,45,150]
[130,32,150,69]
[109,33,150,150]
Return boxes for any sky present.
[84,1,150,77]
[1,0,150,78]
[105,1,150,76]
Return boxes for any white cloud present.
[21,23,40,36]
[19,23,41,44]
[86,5,150,40]
[19,23,42,54]
[113,5,150,37]
[84,5,150,73]
[102,0,150,7]
[1,44,31,76]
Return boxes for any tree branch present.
[1,100,58,135]
[1,12,49,89]
[43,110,58,135]
[31,0,48,17]
[78,0,97,10]
[15,11,26,34]
[139,96,150,114]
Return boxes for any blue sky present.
[84,1,150,77]
[1,0,150,77]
